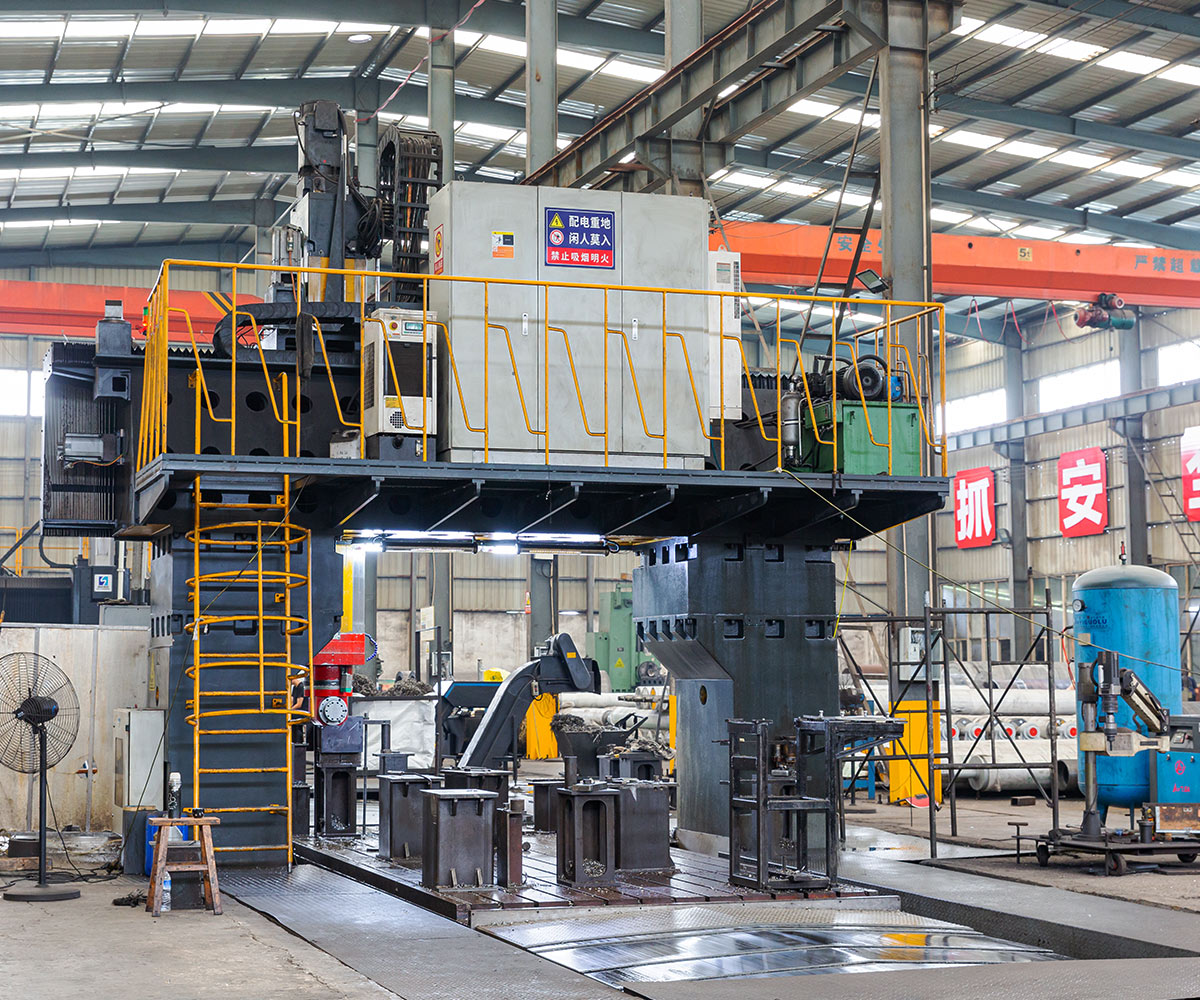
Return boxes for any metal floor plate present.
[479,902,1059,987]
[223,866,622,999]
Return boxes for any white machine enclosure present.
[362,307,439,440]
[427,181,713,468]
[113,708,165,811]
[707,249,742,421]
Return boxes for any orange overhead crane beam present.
[716,222,1200,309]
[0,278,257,341]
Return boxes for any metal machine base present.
[1034,832,1200,875]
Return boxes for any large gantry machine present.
[42,93,948,863]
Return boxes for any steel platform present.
[132,453,948,541]
[293,832,876,924]
[477,901,1058,988]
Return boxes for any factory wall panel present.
[935,443,1008,584]
[374,609,412,684]
[0,625,149,833]
[0,266,224,291]
[943,339,1004,399]
[453,610,528,675]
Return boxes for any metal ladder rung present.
[197,688,290,695]
[198,728,289,735]
[202,805,288,813]
[197,766,288,774]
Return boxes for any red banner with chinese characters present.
[953,467,996,548]
[1058,447,1108,537]
[1183,428,1200,522]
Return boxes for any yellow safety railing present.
[0,527,88,578]
[137,260,947,477]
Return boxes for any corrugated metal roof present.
[0,1,1194,282]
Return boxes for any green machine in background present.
[586,582,664,692]
[801,400,922,476]
[781,354,924,476]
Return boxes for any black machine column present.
[634,539,838,839]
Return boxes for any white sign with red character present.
[953,467,996,549]
[1058,447,1108,537]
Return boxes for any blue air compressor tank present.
[1072,565,1180,811]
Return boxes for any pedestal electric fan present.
[0,651,81,902]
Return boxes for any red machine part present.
[310,632,369,726]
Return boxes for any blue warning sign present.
[544,207,616,269]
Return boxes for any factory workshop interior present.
[9,1,1200,997]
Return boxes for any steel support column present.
[428,28,456,181]
[666,0,703,145]
[431,552,453,678]
[1121,320,1149,565]
[1003,341,1031,653]
[528,555,558,659]
[881,1,954,615]
[525,0,558,176]
[363,549,379,681]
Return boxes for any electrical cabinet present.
[707,250,742,421]
[427,181,711,468]
[362,307,438,441]
[113,708,165,811]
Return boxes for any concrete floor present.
[0,876,398,1000]
[852,794,1200,913]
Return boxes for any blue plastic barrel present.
[1072,565,1180,811]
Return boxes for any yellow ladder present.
[185,474,313,864]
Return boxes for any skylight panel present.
[998,140,1058,159]
[134,19,206,36]
[1154,169,1200,188]
[160,103,223,114]
[557,48,604,71]
[964,217,1019,232]
[0,105,41,119]
[478,35,528,57]
[1098,52,1167,74]
[21,167,73,178]
[1100,160,1161,179]
[789,98,839,117]
[269,19,339,34]
[952,17,985,36]
[722,171,774,188]
[0,20,64,38]
[1038,38,1107,62]
[832,109,881,128]
[1013,224,1065,239]
[772,180,823,197]
[1160,65,1200,86]
[974,24,1047,49]
[38,103,103,118]
[1058,232,1109,245]
[941,130,1002,149]
[63,19,137,38]
[931,208,972,223]
[456,122,517,142]
[600,60,663,83]
[203,19,273,35]
[1050,150,1108,169]
[818,190,871,207]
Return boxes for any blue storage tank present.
[1072,565,1180,812]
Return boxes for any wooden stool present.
[146,815,222,917]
